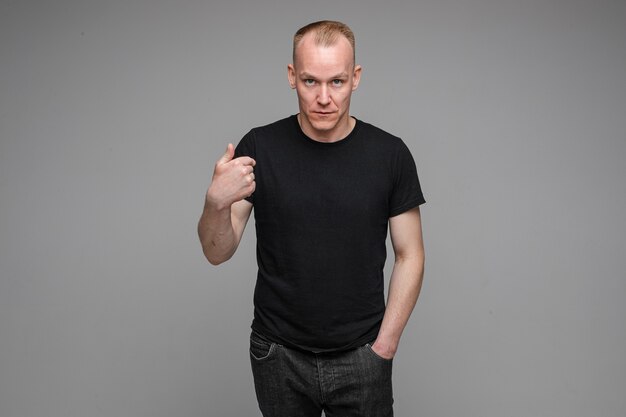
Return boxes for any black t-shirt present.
[235,115,425,352]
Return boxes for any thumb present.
[217,143,235,165]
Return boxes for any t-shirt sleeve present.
[388,140,425,217]
[234,129,256,205]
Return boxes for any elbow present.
[395,250,424,266]
[207,256,224,266]
[395,251,425,276]
[199,234,233,266]
[204,251,231,266]
[202,246,233,266]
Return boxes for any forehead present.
[294,32,354,74]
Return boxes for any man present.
[198,20,425,417]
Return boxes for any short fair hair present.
[292,20,356,64]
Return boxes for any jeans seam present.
[250,332,277,361]
[250,342,276,361]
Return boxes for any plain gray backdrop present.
[1,0,625,416]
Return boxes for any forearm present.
[374,255,424,357]
[198,143,256,265]
[197,200,238,265]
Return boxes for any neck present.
[297,114,356,143]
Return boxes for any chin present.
[308,114,338,129]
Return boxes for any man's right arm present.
[198,144,255,265]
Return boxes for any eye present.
[303,79,316,86]
[332,79,344,87]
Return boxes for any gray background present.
[1,0,625,416]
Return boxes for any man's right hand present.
[205,144,256,211]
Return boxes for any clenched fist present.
[206,143,256,210]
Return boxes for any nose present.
[317,84,331,106]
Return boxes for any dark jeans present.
[249,330,394,417]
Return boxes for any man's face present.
[288,33,361,142]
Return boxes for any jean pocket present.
[250,332,276,360]
[365,343,394,363]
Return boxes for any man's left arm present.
[372,206,425,359]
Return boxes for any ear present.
[352,64,362,91]
[287,64,296,89]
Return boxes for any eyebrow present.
[300,72,349,80]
